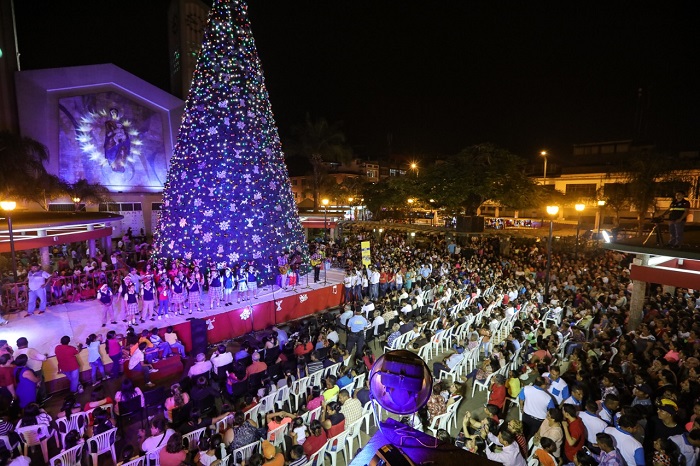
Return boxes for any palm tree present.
[65,179,112,210]
[0,131,51,200]
[287,114,353,211]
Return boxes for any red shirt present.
[564,417,586,461]
[488,383,507,410]
[294,343,313,357]
[0,366,14,389]
[55,344,80,372]
[302,431,328,457]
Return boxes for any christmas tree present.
[154,0,306,276]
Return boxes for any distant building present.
[167,0,210,99]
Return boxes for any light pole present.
[1,201,18,283]
[544,205,559,304]
[540,150,548,186]
[575,203,585,259]
[407,198,414,223]
[410,162,419,177]
[72,196,81,212]
[322,198,329,242]
[348,197,355,220]
[597,199,606,244]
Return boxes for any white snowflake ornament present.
[203,232,212,242]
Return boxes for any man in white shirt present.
[400,302,413,316]
[670,430,700,466]
[338,305,353,327]
[579,400,610,444]
[371,310,385,336]
[414,291,424,308]
[604,415,645,466]
[485,429,526,466]
[188,353,213,378]
[210,344,233,374]
[26,263,51,316]
[360,297,375,319]
[326,327,340,344]
[369,267,380,301]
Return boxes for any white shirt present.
[371,316,385,335]
[188,360,213,378]
[142,429,175,453]
[604,426,645,466]
[27,270,50,291]
[578,411,609,444]
[370,271,380,285]
[519,385,555,420]
[14,348,46,372]
[339,310,353,326]
[485,440,526,466]
[326,331,339,344]
[128,348,145,370]
[415,295,424,308]
[670,433,700,466]
[211,352,233,371]
[361,302,375,317]
[400,303,412,315]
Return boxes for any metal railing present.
[1,268,129,313]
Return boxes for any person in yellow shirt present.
[322,375,339,401]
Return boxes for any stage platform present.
[0,268,346,384]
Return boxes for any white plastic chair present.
[232,440,260,465]
[183,427,207,450]
[219,454,231,466]
[446,397,461,429]
[352,372,366,397]
[243,404,261,425]
[267,422,289,451]
[145,443,167,466]
[274,385,290,410]
[471,371,497,398]
[301,406,323,424]
[49,442,84,466]
[324,429,350,466]
[345,417,364,460]
[55,412,88,448]
[120,457,146,466]
[0,434,21,456]
[215,413,235,433]
[258,392,277,424]
[308,370,323,390]
[289,376,309,411]
[304,448,323,466]
[426,412,451,437]
[86,427,117,466]
[16,424,55,464]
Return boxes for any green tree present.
[0,131,51,200]
[363,176,421,220]
[287,114,353,211]
[22,173,69,211]
[621,149,688,234]
[422,143,538,215]
[65,179,112,210]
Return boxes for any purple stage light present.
[369,350,433,415]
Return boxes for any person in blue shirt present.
[346,309,368,356]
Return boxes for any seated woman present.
[164,383,190,423]
[321,401,345,440]
[15,403,55,439]
[114,379,144,415]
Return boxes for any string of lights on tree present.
[154,0,306,276]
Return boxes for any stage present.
[0,268,346,384]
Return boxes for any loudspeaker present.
[190,319,208,357]
[455,216,484,232]
[455,216,470,232]
[470,216,485,232]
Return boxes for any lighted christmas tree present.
[154,0,306,275]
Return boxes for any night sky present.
[14,0,700,167]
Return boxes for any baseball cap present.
[635,384,653,396]
[658,404,677,416]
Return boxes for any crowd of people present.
[0,226,698,466]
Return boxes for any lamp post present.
[407,198,415,224]
[71,197,81,212]
[348,197,354,220]
[540,150,548,186]
[410,162,418,177]
[575,203,585,259]
[544,205,559,304]
[322,198,329,242]
[597,199,606,244]
[1,201,18,283]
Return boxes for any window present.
[152,203,163,211]
[565,184,597,198]
[49,203,78,212]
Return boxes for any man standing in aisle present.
[26,263,51,317]
[346,308,368,356]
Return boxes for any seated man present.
[188,353,213,379]
[432,346,465,377]
[244,351,267,380]
[149,328,173,359]
[163,326,186,358]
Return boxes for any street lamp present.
[410,162,419,177]
[0,201,18,282]
[597,199,606,243]
[540,150,548,186]
[575,203,585,259]
[407,198,415,224]
[322,198,329,242]
[544,205,559,304]
[71,197,81,212]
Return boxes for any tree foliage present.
[287,114,353,210]
[421,143,539,215]
[0,131,51,201]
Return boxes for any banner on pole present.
[361,241,371,266]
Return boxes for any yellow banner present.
[361,241,371,266]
